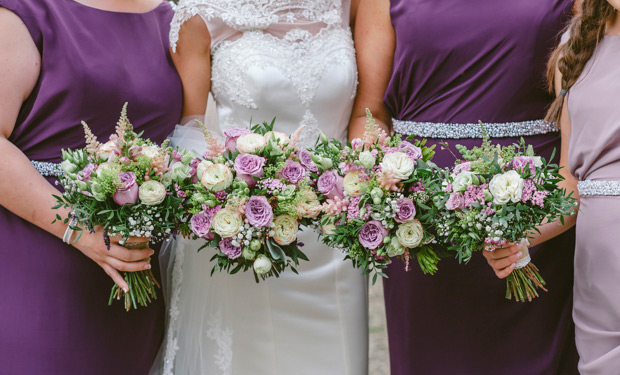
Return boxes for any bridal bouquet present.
[54,104,189,310]
[176,120,315,281]
[432,127,577,302]
[311,110,440,284]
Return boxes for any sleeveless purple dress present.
[0,0,182,374]
[383,1,578,374]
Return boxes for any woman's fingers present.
[484,244,521,260]
[495,263,516,279]
[106,256,152,273]
[102,264,129,292]
[108,244,154,262]
[488,251,522,270]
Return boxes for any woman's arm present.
[347,0,394,140]
[0,8,153,292]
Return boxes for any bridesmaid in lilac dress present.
[0,0,181,373]
[350,0,578,373]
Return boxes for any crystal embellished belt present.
[577,180,620,197]
[31,160,64,177]
[392,119,557,139]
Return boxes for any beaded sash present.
[577,180,620,197]
[31,161,63,177]
[393,119,557,139]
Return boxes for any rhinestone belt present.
[393,119,557,139]
[31,161,64,177]
[577,180,620,197]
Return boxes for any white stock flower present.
[212,209,242,238]
[236,133,267,154]
[201,163,233,192]
[489,170,524,205]
[139,180,167,206]
[380,152,415,180]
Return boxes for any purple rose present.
[317,170,344,199]
[453,162,471,174]
[190,211,214,239]
[445,192,464,210]
[113,172,139,206]
[234,153,265,187]
[245,196,274,227]
[511,156,536,174]
[358,220,388,250]
[278,160,306,184]
[399,141,423,160]
[219,237,242,259]
[298,150,319,172]
[77,163,97,181]
[223,128,252,152]
[395,197,416,223]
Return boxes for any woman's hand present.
[482,240,528,279]
[72,227,154,292]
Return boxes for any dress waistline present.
[31,161,63,177]
[392,119,557,139]
[577,180,620,197]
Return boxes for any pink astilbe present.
[285,124,305,152]
[114,103,133,140]
[199,121,226,158]
[362,109,389,148]
[378,170,401,192]
[321,196,348,216]
[82,122,100,156]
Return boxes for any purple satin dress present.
[383,1,578,374]
[0,0,182,374]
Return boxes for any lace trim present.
[170,0,343,51]
[206,309,234,374]
[162,239,186,375]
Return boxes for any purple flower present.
[77,163,98,181]
[358,220,388,250]
[511,156,536,174]
[234,153,265,187]
[219,237,242,259]
[317,170,344,199]
[453,162,471,174]
[445,192,464,210]
[190,211,214,239]
[395,197,416,223]
[399,141,423,160]
[113,172,139,206]
[298,150,319,172]
[245,196,273,227]
[223,128,252,152]
[351,138,363,150]
[278,160,306,184]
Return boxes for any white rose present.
[236,133,266,154]
[396,220,424,248]
[169,161,192,181]
[253,254,273,275]
[272,215,298,246]
[452,171,475,193]
[212,209,242,237]
[141,145,160,159]
[489,170,524,205]
[264,131,290,145]
[139,180,167,206]
[343,171,368,197]
[201,163,233,192]
[196,160,213,180]
[359,151,376,169]
[380,152,415,180]
[98,140,119,161]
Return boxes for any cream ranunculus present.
[138,180,167,206]
[359,151,376,169]
[98,140,120,161]
[452,171,476,193]
[212,209,242,238]
[380,152,415,180]
[396,220,424,248]
[343,170,368,197]
[196,160,213,180]
[272,215,298,246]
[296,190,321,218]
[236,133,267,154]
[140,145,160,159]
[489,170,524,205]
[264,131,290,145]
[201,163,233,192]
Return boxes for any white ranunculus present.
[139,180,167,206]
[212,209,242,238]
[141,145,160,159]
[98,140,119,161]
[236,133,266,154]
[169,161,192,181]
[359,151,376,169]
[452,171,476,193]
[196,160,213,180]
[253,254,273,275]
[489,170,524,205]
[396,220,424,248]
[264,131,290,145]
[272,215,298,246]
[201,163,233,192]
[380,152,415,180]
[343,170,367,197]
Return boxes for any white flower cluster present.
[110,209,172,241]
[370,193,404,229]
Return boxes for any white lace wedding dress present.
[157,1,368,374]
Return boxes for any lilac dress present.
[0,0,182,374]
[568,36,620,375]
[383,1,578,374]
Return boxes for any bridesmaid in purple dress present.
[0,0,181,373]
[350,0,578,373]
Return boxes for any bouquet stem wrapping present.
[505,248,547,302]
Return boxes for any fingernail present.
[150,250,155,256]
[123,287,129,293]
[144,264,152,270]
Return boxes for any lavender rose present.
[278,160,306,184]
[234,153,265,187]
[298,149,319,172]
[190,211,214,239]
[399,141,423,160]
[317,170,344,199]
[511,156,536,174]
[223,128,252,152]
[358,220,388,250]
[445,192,464,210]
[113,172,139,206]
[219,237,242,259]
[394,197,416,223]
[453,161,472,174]
[245,196,274,227]
[78,163,98,181]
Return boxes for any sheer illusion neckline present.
[66,0,166,15]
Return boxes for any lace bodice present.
[170,0,356,147]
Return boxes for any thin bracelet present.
[63,216,78,245]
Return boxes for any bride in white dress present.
[157,1,368,374]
